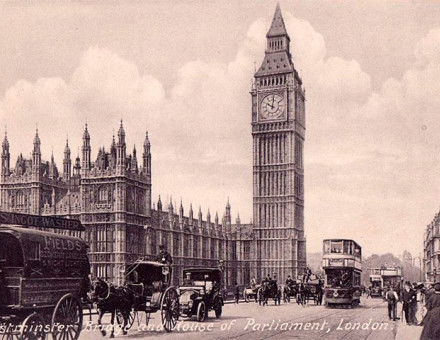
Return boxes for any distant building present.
[424,212,440,282]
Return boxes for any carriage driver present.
[156,245,173,265]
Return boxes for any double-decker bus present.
[381,267,402,294]
[368,267,402,297]
[322,239,362,307]
[369,268,383,297]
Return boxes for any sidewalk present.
[395,323,422,340]
[394,302,423,340]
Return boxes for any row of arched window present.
[269,39,283,50]
[259,75,287,87]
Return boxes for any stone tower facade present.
[251,4,306,281]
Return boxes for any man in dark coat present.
[402,281,417,325]
[385,286,398,321]
[421,283,440,340]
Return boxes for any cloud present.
[1,11,440,256]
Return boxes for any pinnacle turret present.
[157,195,163,211]
[82,124,91,171]
[1,130,10,176]
[179,199,184,216]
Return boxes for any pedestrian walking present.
[420,283,440,340]
[234,283,240,304]
[410,282,418,324]
[366,286,371,299]
[385,286,398,321]
[402,281,417,325]
[416,284,426,325]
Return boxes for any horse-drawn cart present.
[0,217,89,340]
[121,260,179,332]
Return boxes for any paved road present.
[79,298,406,340]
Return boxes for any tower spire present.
[267,3,289,38]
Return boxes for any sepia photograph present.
[0,0,439,339]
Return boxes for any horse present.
[89,278,134,338]
[244,285,260,303]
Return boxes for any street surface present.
[79,297,424,340]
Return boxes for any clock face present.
[260,94,285,120]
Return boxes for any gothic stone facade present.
[424,211,440,282]
[251,4,306,281]
[0,123,253,286]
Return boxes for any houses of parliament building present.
[0,4,306,286]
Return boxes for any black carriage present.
[282,283,297,303]
[0,224,89,340]
[178,268,224,321]
[122,260,179,332]
[303,281,320,305]
[258,281,281,306]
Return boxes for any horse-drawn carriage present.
[282,283,298,303]
[0,219,89,340]
[258,281,281,306]
[300,280,322,305]
[119,260,179,332]
[178,268,224,321]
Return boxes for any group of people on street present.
[382,280,440,339]
[384,281,424,324]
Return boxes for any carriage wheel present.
[19,313,46,340]
[160,287,179,332]
[196,302,206,322]
[116,310,136,331]
[51,293,83,340]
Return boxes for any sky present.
[0,0,440,257]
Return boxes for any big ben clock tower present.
[251,4,306,281]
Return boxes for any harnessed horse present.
[89,279,134,338]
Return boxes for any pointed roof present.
[83,123,90,140]
[2,130,9,149]
[34,127,41,145]
[267,3,289,38]
[118,119,125,137]
[144,131,150,147]
[64,138,70,154]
